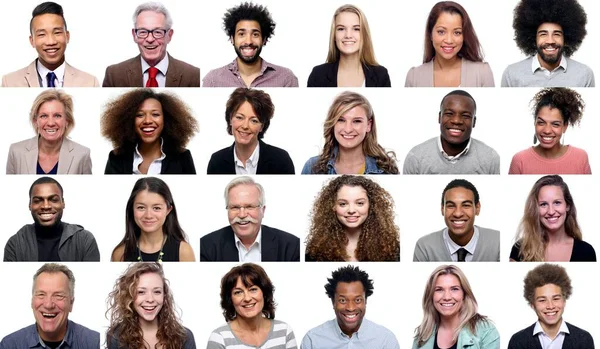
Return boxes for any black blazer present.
[104,147,196,174]
[508,322,595,349]
[200,225,300,262]
[307,61,391,87]
[206,140,295,174]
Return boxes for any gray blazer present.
[6,136,92,174]
[404,58,495,87]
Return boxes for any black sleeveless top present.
[124,236,181,262]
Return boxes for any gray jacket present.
[4,222,100,261]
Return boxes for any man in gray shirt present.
[414,179,500,262]
[403,90,499,174]
[0,263,99,349]
[501,0,594,87]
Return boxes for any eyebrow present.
[31,194,61,200]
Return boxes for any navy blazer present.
[307,61,391,87]
[104,147,196,174]
[200,225,300,262]
[206,140,295,174]
[508,322,595,349]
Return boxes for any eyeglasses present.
[226,204,262,213]
[134,28,169,39]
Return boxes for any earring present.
[533,134,537,144]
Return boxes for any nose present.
[46,33,58,45]
[452,206,463,217]
[145,32,156,43]
[343,120,353,132]
[345,301,356,311]
[346,204,357,214]
[142,114,153,124]
[243,291,252,302]
[546,299,556,309]
[542,123,552,134]
[443,31,454,44]
[42,295,55,308]
[547,205,555,215]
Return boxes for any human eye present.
[154,289,163,295]
[250,118,261,125]
[354,297,363,304]
[137,289,146,295]
[233,289,242,296]
[536,119,545,125]
[153,206,162,211]
[234,115,244,121]
[539,202,548,207]
[437,29,445,35]
[353,119,363,124]
[337,117,346,123]
[136,205,146,211]
[338,298,346,304]
[337,201,347,207]
[250,286,259,292]
[454,30,462,36]
[54,294,67,301]
[38,113,48,119]
[552,122,562,127]
[50,196,61,203]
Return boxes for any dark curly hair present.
[223,2,275,43]
[324,265,374,301]
[531,88,585,126]
[512,0,587,57]
[305,175,400,261]
[100,89,198,154]
[220,263,276,321]
[225,88,273,139]
[523,263,572,306]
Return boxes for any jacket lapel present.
[127,56,144,87]
[25,61,40,87]
[261,226,278,261]
[224,226,240,261]
[63,63,76,87]
[166,54,182,87]
[57,138,74,174]
[24,137,39,173]
[256,140,268,174]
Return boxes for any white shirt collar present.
[437,136,471,162]
[37,59,66,87]
[531,54,568,74]
[234,227,262,262]
[534,319,569,349]
[234,142,260,175]
[141,54,169,75]
[443,226,479,262]
[133,138,166,174]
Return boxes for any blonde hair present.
[326,4,379,66]
[30,89,75,137]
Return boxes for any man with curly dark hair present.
[413,179,500,262]
[300,265,399,348]
[508,264,595,348]
[203,2,298,87]
[501,0,594,87]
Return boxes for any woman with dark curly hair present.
[405,1,494,87]
[106,262,196,349]
[510,175,596,262]
[509,88,591,174]
[111,177,195,262]
[301,91,398,174]
[207,263,297,349]
[305,175,399,261]
[101,88,199,174]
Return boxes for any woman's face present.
[135,98,164,145]
[538,185,569,234]
[133,190,172,235]
[231,101,263,148]
[36,100,67,143]
[335,11,361,57]
[231,277,264,320]
[432,274,464,319]
[334,185,370,229]
[535,106,567,151]
[134,272,164,325]
[431,11,463,61]
[333,106,371,151]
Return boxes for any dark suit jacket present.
[102,54,200,87]
[104,147,196,174]
[206,140,295,174]
[307,61,391,87]
[508,322,595,349]
[200,225,300,262]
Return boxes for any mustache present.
[231,216,259,224]
[541,43,562,49]
[239,44,259,49]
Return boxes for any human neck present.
[546,227,569,243]
[138,140,162,158]
[139,230,165,246]
[338,53,361,69]
[345,227,361,241]
[233,315,266,332]
[139,318,159,333]
[441,137,468,157]
[439,314,460,331]
[434,55,461,70]
[540,318,562,339]
[449,229,473,247]
[39,325,67,343]
[237,231,259,249]
[38,137,63,155]
[337,145,365,163]
[40,57,65,72]
[538,55,561,71]
[235,141,259,164]
[534,144,565,159]
[237,57,262,76]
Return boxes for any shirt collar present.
[234,227,261,250]
[531,54,567,73]
[234,142,260,168]
[134,138,167,163]
[228,58,273,75]
[141,54,169,75]
[533,319,569,336]
[334,317,368,339]
[37,59,66,87]
[437,136,471,161]
[443,226,479,255]
[29,320,73,348]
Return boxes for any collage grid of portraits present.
[0,0,599,348]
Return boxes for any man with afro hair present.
[501,0,594,87]
[203,2,298,87]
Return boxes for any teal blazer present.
[413,321,500,349]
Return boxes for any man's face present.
[132,10,173,67]
[532,283,565,331]
[333,281,366,337]
[31,272,73,342]
[232,20,264,64]
[30,183,65,227]
[29,14,69,71]
[227,184,265,243]
[438,94,476,147]
[442,187,480,243]
[536,23,564,68]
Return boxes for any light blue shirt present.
[301,318,399,349]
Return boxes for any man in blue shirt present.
[301,265,400,349]
[0,263,99,349]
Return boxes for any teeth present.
[341,135,355,139]
[243,304,255,308]
[142,127,155,132]
[546,311,557,316]
[142,306,156,310]
[344,313,357,318]
[40,213,54,219]
[441,303,455,307]
[42,313,57,318]
[46,129,57,133]
[449,128,462,132]
[146,46,157,49]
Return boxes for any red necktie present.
[146,66,159,87]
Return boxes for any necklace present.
[137,234,166,263]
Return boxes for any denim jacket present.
[301,147,384,174]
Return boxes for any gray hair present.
[132,2,173,29]
[32,263,75,299]
[224,176,266,207]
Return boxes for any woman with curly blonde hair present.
[301,91,398,174]
[413,265,499,349]
[106,262,196,349]
[305,175,399,261]
[510,175,596,262]
[101,88,199,174]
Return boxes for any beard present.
[234,44,263,64]
[536,43,563,66]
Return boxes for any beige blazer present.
[1,60,100,87]
[6,136,92,174]
[404,58,495,87]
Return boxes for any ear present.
[475,202,481,215]
[230,36,234,44]
[65,30,70,44]
[165,28,174,44]
[166,204,173,216]
[366,118,372,133]
[132,28,137,42]
[472,116,477,128]
[438,112,442,124]
[440,204,445,217]
[29,35,34,48]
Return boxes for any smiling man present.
[200,176,299,262]
[102,2,200,87]
[1,2,99,87]
[301,265,399,349]
[3,177,100,262]
[0,263,99,349]
[203,2,298,87]
[501,0,594,87]
[508,264,594,349]
[403,90,500,174]
[414,179,500,262]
